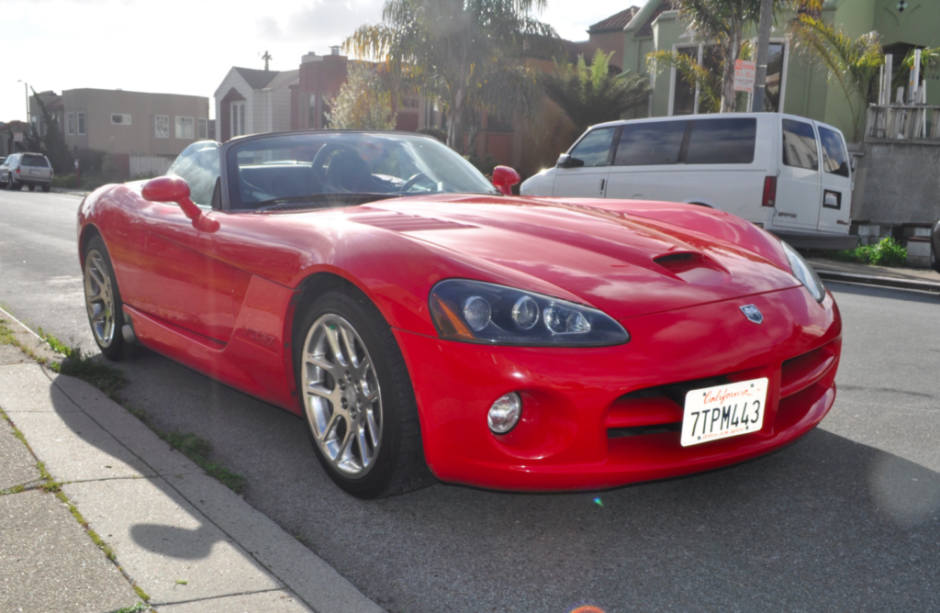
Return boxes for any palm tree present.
[790,14,883,141]
[539,50,651,134]
[345,0,558,153]
[647,49,721,114]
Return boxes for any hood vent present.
[354,212,476,233]
[653,251,729,285]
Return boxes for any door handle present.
[600,178,606,195]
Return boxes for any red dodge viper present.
[77,131,841,498]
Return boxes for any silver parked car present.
[0,153,53,192]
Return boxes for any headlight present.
[429,279,630,346]
[781,241,825,302]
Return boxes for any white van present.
[520,113,857,250]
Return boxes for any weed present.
[830,237,908,267]
[159,430,248,494]
[56,490,116,560]
[115,603,149,613]
[40,333,127,398]
[175,579,188,585]
[133,585,151,603]
[0,319,15,344]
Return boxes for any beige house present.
[54,89,209,157]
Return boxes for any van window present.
[818,126,849,177]
[569,128,616,167]
[782,119,818,171]
[613,121,686,166]
[685,118,756,164]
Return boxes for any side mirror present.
[142,176,218,232]
[556,154,584,169]
[491,165,521,196]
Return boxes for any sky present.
[0,0,643,122]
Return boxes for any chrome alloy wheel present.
[302,313,383,477]
[83,249,116,348]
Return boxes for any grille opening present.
[609,423,682,438]
[654,252,694,265]
[781,344,836,398]
[620,375,732,407]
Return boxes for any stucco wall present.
[853,141,940,224]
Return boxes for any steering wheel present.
[311,143,346,180]
[399,172,431,193]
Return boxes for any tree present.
[539,50,651,134]
[345,0,558,153]
[647,49,721,113]
[790,14,883,141]
[28,87,70,173]
[327,63,398,130]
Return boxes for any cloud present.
[257,0,384,43]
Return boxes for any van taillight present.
[762,176,777,207]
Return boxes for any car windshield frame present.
[220,131,500,213]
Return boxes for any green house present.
[621,0,940,141]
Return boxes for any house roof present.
[588,6,640,33]
[233,67,281,90]
[625,0,679,38]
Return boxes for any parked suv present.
[0,153,53,192]
[521,112,857,250]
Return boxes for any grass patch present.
[160,431,248,494]
[0,319,15,344]
[828,237,908,267]
[37,329,127,398]
[51,173,110,191]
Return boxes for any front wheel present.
[83,236,127,360]
[294,289,431,498]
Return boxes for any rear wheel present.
[7,178,19,190]
[931,240,940,274]
[82,236,127,360]
[27,184,35,192]
[294,288,431,498]
[41,183,51,193]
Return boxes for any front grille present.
[606,374,733,438]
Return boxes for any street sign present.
[734,59,756,93]
[13,132,23,142]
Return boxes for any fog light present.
[488,392,522,434]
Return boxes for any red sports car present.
[78,131,841,498]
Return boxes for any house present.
[214,66,299,143]
[621,0,940,141]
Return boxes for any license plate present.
[30,170,40,175]
[680,378,768,447]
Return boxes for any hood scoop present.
[653,251,730,286]
[354,211,476,233]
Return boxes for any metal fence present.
[865,104,940,141]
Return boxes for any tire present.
[82,236,127,360]
[27,184,35,192]
[931,241,940,274]
[293,288,432,498]
[41,183,51,193]
[7,178,18,190]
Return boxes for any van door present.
[605,120,688,201]
[774,118,821,231]
[815,125,852,235]
[552,126,617,198]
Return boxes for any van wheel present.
[27,184,35,192]
[41,184,51,193]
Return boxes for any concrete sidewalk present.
[808,257,940,293]
[0,312,384,613]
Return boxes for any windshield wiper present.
[253,193,398,213]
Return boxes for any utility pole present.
[17,79,29,124]
[751,0,774,111]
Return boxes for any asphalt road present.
[2,190,939,612]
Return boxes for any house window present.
[231,102,246,137]
[755,41,788,113]
[77,112,86,135]
[155,115,169,138]
[176,116,195,139]
[66,112,75,136]
[111,113,132,125]
[669,44,721,115]
[198,118,208,140]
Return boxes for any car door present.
[115,142,237,344]
[773,118,821,231]
[552,126,618,198]
[605,119,688,201]
[815,125,852,234]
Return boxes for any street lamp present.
[17,79,28,124]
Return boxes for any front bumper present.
[394,286,841,491]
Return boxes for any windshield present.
[226,132,499,211]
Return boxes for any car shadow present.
[46,350,940,613]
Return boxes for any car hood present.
[347,194,802,322]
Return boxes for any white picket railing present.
[129,155,174,179]
[865,104,940,141]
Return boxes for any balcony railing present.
[865,104,940,142]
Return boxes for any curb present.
[816,270,940,293]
